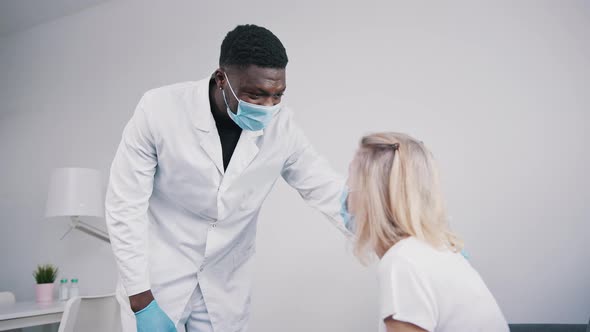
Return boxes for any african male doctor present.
[105,24,349,332]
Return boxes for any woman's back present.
[378,237,508,332]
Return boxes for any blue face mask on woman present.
[222,72,281,131]
[340,186,355,233]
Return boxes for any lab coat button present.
[199,266,204,272]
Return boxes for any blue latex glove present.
[135,300,177,332]
[460,248,470,260]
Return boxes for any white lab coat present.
[105,78,348,332]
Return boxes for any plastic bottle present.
[59,279,69,301]
[69,278,79,298]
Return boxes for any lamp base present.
[60,216,110,243]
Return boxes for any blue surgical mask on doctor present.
[340,186,356,233]
[222,72,281,131]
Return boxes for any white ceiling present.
[0,0,109,38]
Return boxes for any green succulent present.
[33,264,58,284]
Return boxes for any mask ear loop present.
[223,72,240,101]
[221,89,232,112]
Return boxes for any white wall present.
[1,0,589,330]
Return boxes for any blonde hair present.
[349,132,463,263]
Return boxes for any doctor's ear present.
[213,69,226,90]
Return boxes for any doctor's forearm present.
[129,289,155,312]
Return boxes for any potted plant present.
[33,264,58,304]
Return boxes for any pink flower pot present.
[35,283,54,304]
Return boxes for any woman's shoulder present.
[379,237,459,277]
[381,237,439,261]
[379,238,421,277]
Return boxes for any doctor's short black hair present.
[219,24,288,69]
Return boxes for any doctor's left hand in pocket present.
[135,300,177,332]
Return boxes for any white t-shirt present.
[378,237,508,332]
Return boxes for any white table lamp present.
[45,168,109,243]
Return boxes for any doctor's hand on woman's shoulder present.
[131,290,177,332]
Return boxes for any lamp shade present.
[45,168,105,218]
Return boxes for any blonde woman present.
[341,133,508,332]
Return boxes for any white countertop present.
[0,301,64,320]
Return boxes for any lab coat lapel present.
[191,78,224,175]
[199,131,224,175]
[221,129,263,187]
